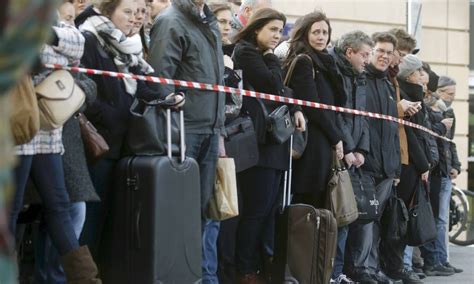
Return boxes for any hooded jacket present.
[148,0,225,134]
[362,64,401,179]
[328,47,369,155]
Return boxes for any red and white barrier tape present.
[45,64,453,143]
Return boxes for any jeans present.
[333,225,349,278]
[185,133,220,283]
[34,202,86,284]
[345,220,374,270]
[236,166,283,274]
[420,177,451,266]
[9,154,78,256]
[80,158,116,253]
[202,220,220,284]
[404,246,414,270]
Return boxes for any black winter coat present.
[362,64,400,179]
[81,32,158,159]
[428,108,461,176]
[233,41,291,170]
[328,47,369,155]
[289,49,345,193]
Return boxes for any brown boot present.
[60,246,102,284]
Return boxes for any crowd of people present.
[0,0,465,284]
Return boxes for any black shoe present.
[423,264,455,276]
[347,268,377,284]
[415,272,426,280]
[369,270,403,284]
[412,266,423,274]
[386,269,423,284]
[443,262,463,273]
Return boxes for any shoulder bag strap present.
[284,53,314,86]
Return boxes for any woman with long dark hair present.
[285,11,345,207]
[232,8,306,283]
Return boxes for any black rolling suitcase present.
[101,109,202,284]
[273,136,338,284]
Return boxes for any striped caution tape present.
[44,63,453,143]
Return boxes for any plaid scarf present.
[80,15,153,95]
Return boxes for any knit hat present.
[438,75,456,88]
[397,54,423,80]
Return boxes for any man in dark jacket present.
[328,30,374,284]
[362,32,410,284]
[420,76,463,276]
[148,0,225,282]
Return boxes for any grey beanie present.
[438,75,456,88]
[397,54,423,80]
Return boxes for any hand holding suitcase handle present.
[136,92,185,109]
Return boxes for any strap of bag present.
[331,150,345,171]
[284,53,314,86]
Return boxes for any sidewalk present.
[424,244,474,284]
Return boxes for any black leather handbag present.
[224,115,259,172]
[406,180,437,246]
[261,103,295,145]
[380,186,409,242]
[127,98,181,156]
[351,170,392,221]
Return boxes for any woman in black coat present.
[285,11,346,207]
[232,8,305,281]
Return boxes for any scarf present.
[387,65,399,80]
[366,63,389,79]
[80,15,154,95]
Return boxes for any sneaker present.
[443,262,463,273]
[423,264,455,276]
[369,270,403,284]
[386,269,423,284]
[412,266,423,274]
[335,274,355,284]
[330,279,337,283]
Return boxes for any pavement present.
[424,244,474,284]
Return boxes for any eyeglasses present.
[373,48,394,57]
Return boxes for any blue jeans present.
[420,177,451,266]
[9,154,79,256]
[333,225,349,278]
[203,220,220,284]
[34,202,86,284]
[404,246,414,270]
[185,133,220,283]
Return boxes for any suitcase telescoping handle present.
[282,135,294,209]
[166,108,185,163]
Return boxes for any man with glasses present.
[366,33,424,284]
[361,32,419,284]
